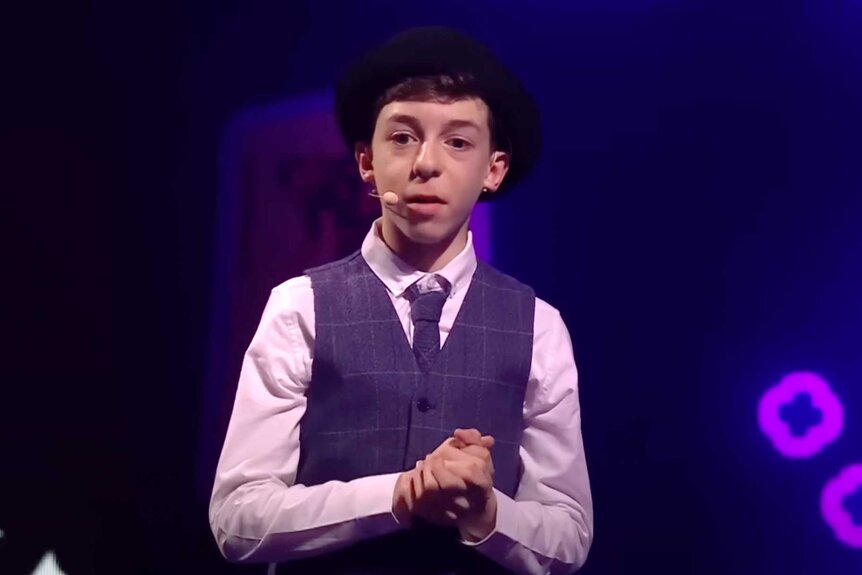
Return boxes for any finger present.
[443,462,491,514]
[453,429,495,451]
[434,435,468,453]
[461,448,495,477]
[429,456,469,492]
[412,462,425,501]
[402,471,416,514]
[443,459,493,490]
[454,428,483,445]
[423,456,442,492]
[433,442,489,464]
[461,443,492,462]
[448,495,471,513]
[446,443,493,474]
[428,459,471,515]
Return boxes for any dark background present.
[5,0,861,573]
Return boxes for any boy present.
[209,26,593,574]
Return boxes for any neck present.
[379,219,469,272]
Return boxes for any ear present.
[355,142,375,184]
[482,150,510,194]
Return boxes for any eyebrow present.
[384,113,482,132]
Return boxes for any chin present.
[396,218,461,246]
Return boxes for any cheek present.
[455,159,491,191]
[373,150,412,180]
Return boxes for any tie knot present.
[409,276,450,324]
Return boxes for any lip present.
[404,201,445,216]
[404,194,447,205]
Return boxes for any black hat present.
[334,26,541,196]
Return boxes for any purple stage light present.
[821,464,862,549]
[758,372,844,459]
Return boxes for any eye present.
[448,137,472,150]
[391,132,415,146]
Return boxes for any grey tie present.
[409,277,450,373]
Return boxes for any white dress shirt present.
[209,220,594,574]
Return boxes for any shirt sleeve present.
[208,278,405,563]
[460,300,594,574]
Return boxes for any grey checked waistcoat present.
[278,250,534,575]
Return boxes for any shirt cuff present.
[353,472,404,528]
[459,488,515,547]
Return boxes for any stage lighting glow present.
[821,464,862,549]
[758,372,844,458]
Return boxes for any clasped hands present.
[392,428,497,542]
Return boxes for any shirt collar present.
[361,218,477,299]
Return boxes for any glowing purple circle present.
[757,372,844,459]
[821,463,862,548]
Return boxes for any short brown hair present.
[372,73,507,153]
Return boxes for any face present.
[356,98,509,248]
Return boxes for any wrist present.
[459,490,497,543]
[392,472,413,526]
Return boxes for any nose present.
[412,141,442,180]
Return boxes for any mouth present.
[404,194,446,205]
[402,194,446,217]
